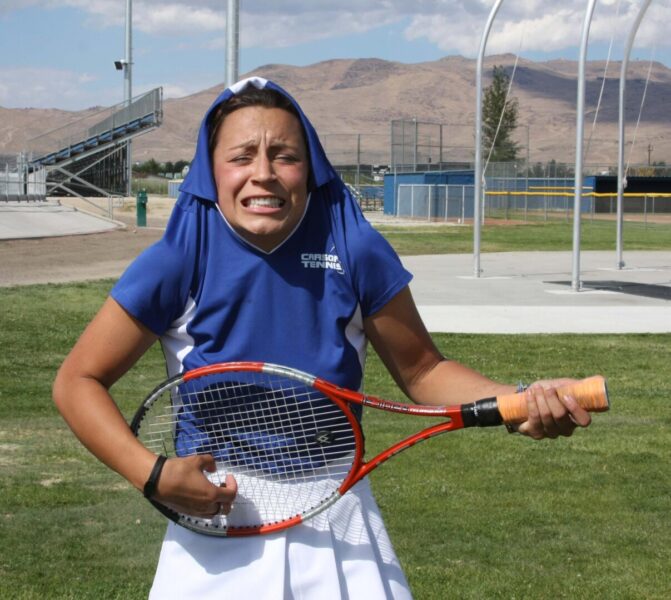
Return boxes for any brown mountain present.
[2,55,670,167]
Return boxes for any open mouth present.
[242,197,285,209]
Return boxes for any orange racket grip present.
[497,375,610,424]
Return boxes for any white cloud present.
[0,67,104,109]
[3,0,671,111]
[403,0,671,58]
[137,4,224,35]
[42,0,224,34]
[151,82,198,99]
[239,10,400,49]
[16,0,671,54]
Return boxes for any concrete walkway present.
[0,201,120,239]
[404,251,671,333]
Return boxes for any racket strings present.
[136,370,357,529]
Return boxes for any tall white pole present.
[226,0,240,87]
[572,0,598,292]
[617,0,652,269]
[125,0,133,197]
[474,0,505,278]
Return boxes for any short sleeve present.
[337,201,412,318]
[110,199,198,335]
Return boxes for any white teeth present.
[247,197,283,208]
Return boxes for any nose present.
[251,154,276,183]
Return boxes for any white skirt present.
[148,478,412,599]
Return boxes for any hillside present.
[2,54,670,167]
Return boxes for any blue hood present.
[179,77,338,202]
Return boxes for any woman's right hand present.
[153,455,238,517]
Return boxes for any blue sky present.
[1,0,670,110]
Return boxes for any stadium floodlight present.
[226,0,240,86]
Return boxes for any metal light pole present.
[474,0,505,277]
[571,0,598,292]
[617,0,652,269]
[226,0,240,87]
[124,0,133,197]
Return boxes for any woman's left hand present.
[516,379,592,439]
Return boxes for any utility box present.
[136,189,148,227]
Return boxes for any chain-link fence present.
[319,133,388,210]
[390,119,473,172]
[484,190,671,224]
[393,180,671,225]
[396,184,474,221]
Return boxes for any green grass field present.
[1,278,669,599]
[376,219,671,255]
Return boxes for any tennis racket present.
[130,362,609,537]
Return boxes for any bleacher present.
[2,89,162,203]
[29,87,162,171]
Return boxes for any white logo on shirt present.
[301,252,344,274]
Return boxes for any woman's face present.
[212,106,309,252]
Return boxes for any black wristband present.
[143,455,167,499]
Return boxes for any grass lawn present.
[376,219,671,255]
[1,279,669,599]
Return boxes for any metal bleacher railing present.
[27,87,162,170]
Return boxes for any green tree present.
[482,65,520,162]
[134,158,160,176]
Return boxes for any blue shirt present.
[111,77,412,394]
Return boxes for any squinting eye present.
[276,154,299,163]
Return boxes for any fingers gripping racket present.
[130,362,609,537]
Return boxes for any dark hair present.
[207,87,306,158]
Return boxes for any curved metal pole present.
[473,0,505,277]
[572,0,598,292]
[226,0,240,86]
[617,0,652,269]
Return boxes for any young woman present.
[54,78,591,599]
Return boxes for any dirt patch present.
[0,227,164,287]
[0,196,174,287]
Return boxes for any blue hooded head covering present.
[179,77,338,203]
[112,76,411,383]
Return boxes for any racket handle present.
[497,375,610,424]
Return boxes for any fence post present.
[356,134,361,188]
[524,191,528,222]
[395,181,399,217]
[428,185,432,222]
